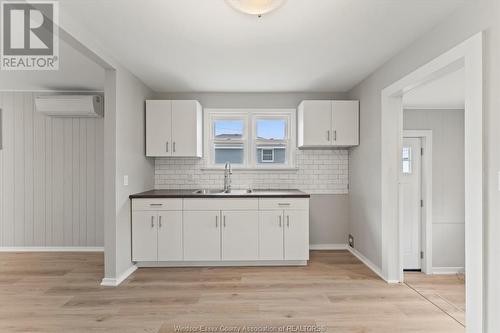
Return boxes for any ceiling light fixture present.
[225,0,286,17]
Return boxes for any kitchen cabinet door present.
[146,100,172,157]
[298,100,332,147]
[157,211,183,261]
[183,211,221,260]
[331,100,359,147]
[284,210,309,260]
[259,210,284,260]
[171,100,202,157]
[221,211,259,261]
[132,211,158,261]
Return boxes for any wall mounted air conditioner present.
[35,95,103,117]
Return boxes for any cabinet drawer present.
[259,198,309,210]
[132,198,183,211]
[184,198,258,211]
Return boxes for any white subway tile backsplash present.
[154,149,349,194]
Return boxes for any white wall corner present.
[348,247,394,283]
[100,264,137,287]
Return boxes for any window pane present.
[256,119,286,140]
[215,144,244,164]
[256,146,286,164]
[402,146,412,174]
[214,120,243,139]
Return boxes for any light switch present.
[124,175,129,186]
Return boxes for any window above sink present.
[205,109,296,170]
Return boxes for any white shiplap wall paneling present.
[0,92,104,248]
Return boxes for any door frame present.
[380,32,483,332]
[402,130,433,274]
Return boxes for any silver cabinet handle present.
[278,215,282,227]
[159,215,162,228]
[286,215,290,227]
[166,141,169,152]
[215,215,218,228]
[151,216,154,228]
[173,142,176,153]
[327,130,330,141]
[150,203,163,206]
[334,130,337,141]
[223,215,226,227]
[278,203,291,206]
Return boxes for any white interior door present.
[400,137,422,270]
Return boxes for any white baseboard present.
[309,243,347,250]
[0,247,104,252]
[136,260,308,268]
[432,267,465,275]
[347,246,390,282]
[101,265,137,287]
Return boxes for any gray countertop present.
[129,189,310,199]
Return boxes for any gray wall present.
[154,92,350,247]
[404,109,465,269]
[347,0,500,329]
[104,68,154,280]
[0,92,104,247]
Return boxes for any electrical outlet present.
[348,234,354,248]
[123,175,129,186]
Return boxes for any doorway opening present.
[380,32,483,331]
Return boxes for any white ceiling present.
[0,37,105,92]
[403,67,465,110]
[59,0,466,93]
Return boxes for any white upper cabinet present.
[297,100,359,148]
[146,100,202,157]
[146,100,172,157]
[331,100,359,146]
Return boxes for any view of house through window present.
[206,110,294,168]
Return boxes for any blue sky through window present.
[257,119,286,140]
[214,120,243,138]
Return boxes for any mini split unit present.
[35,95,104,117]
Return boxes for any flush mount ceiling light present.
[225,0,287,17]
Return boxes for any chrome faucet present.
[224,162,232,193]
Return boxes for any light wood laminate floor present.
[405,272,465,326]
[0,250,465,333]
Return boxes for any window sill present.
[201,167,299,172]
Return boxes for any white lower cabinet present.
[183,211,221,260]
[132,211,158,261]
[222,211,259,261]
[259,210,284,260]
[157,211,183,261]
[132,210,183,262]
[283,210,310,260]
[132,198,309,265]
[259,209,310,261]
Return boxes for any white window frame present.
[204,108,296,169]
